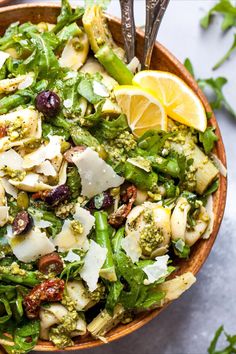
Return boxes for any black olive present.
[44,184,70,206]
[12,211,33,236]
[88,192,114,210]
[35,90,60,118]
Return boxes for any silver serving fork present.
[119,0,170,68]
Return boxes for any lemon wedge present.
[133,70,207,132]
[113,85,167,137]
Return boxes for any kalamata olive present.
[64,146,85,163]
[35,90,60,117]
[88,192,114,210]
[38,252,63,275]
[12,211,33,235]
[44,184,70,206]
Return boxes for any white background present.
[3,0,236,353]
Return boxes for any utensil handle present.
[143,0,170,69]
[119,0,136,63]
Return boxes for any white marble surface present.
[2,1,236,353]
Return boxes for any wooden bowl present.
[0,3,227,352]
[0,0,14,6]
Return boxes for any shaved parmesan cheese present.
[23,135,62,169]
[92,81,109,97]
[63,250,81,262]
[0,149,23,176]
[7,227,55,263]
[80,240,107,292]
[0,178,18,198]
[35,160,57,177]
[53,206,95,251]
[143,255,169,285]
[32,216,52,229]
[18,73,34,90]
[0,206,9,227]
[73,148,124,198]
[211,153,227,177]
[0,51,10,69]
[121,231,141,263]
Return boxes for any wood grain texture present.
[0,3,227,352]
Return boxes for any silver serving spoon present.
[119,0,170,68]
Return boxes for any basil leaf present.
[199,127,218,154]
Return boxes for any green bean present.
[94,211,117,282]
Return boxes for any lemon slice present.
[133,70,207,132]
[114,85,167,137]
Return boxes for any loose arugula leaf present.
[208,325,236,354]
[184,57,195,78]
[200,0,236,31]
[184,58,236,118]
[198,77,236,118]
[199,127,218,154]
[213,33,236,70]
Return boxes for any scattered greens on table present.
[208,326,236,354]
[201,0,236,70]
[0,0,222,352]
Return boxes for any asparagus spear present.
[0,266,40,287]
[95,44,134,85]
[112,227,125,253]
[147,155,180,178]
[70,126,100,149]
[94,211,117,282]
[0,94,30,115]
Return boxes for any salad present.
[0,0,221,352]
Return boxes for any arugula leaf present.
[199,127,218,154]
[208,325,236,354]
[204,179,219,197]
[77,76,105,104]
[198,77,236,118]
[28,207,62,238]
[172,239,190,259]
[213,33,236,70]
[53,0,84,34]
[60,260,83,281]
[184,58,195,78]
[42,122,71,140]
[200,0,236,31]
[66,165,81,200]
[25,32,59,79]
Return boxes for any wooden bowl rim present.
[0,3,227,352]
